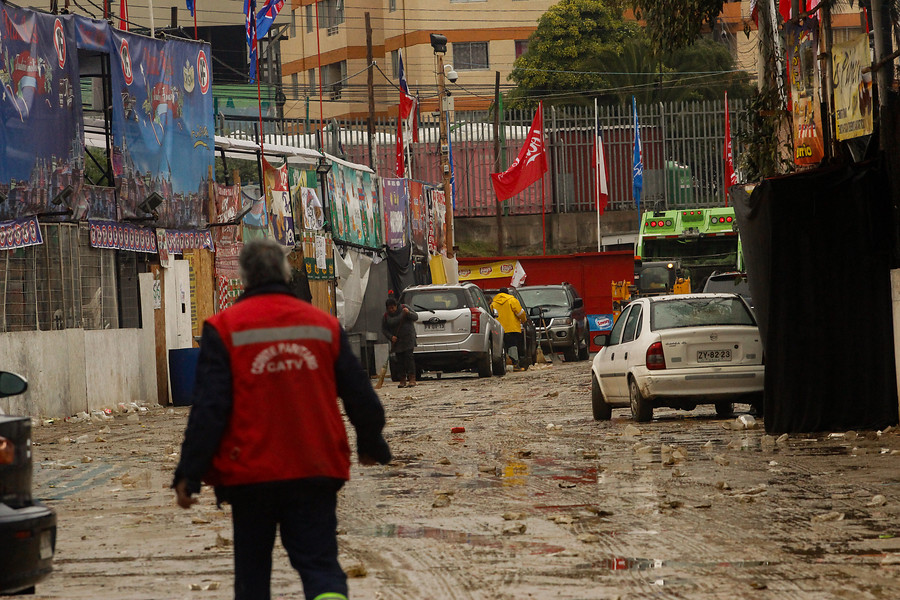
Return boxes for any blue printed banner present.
[382,178,408,249]
[165,229,214,254]
[588,314,615,332]
[0,8,84,221]
[0,216,43,250]
[88,219,157,253]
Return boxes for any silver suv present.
[400,283,506,378]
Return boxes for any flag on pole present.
[395,115,405,178]
[120,0,129,30]
[256,0,286,40]
[490,102,547,202]
[186,0,194,18]
[594,99,609,217]
[632,96,643,210]
[447,111,456,209]
[398,51,419,142]
[723,91,737,205]
[243,0,259,83]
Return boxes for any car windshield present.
[403,290,467,311]
[519,288,569,307]
[650,297,755,330]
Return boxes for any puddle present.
[359,524,565,554]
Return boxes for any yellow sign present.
[458,260,518,281]
[833,34,874,141]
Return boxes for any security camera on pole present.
[430,33,456,259]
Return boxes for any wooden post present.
[366,12,377,171]
[493,70,504,257]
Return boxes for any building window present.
[391,50,399,78]
[319,0,344,29]
[308,68,317,94]
[291,72,299,95]
[515,40,529,59]
[389,0,397,12]
[306,5,314,33]
[453,42,489,70]
[290,7,296,36]
[322,61,346,100]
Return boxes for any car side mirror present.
[492,308,499,318]
[0,371,28,397]
[573,298,584,310]
[529,306,542,317]
[594,333,610,347]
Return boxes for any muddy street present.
[27,360,900,599]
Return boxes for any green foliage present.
[507,0,640,107]
[631,0,725,54]
[736,87,794,181]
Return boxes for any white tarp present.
[333,247,372,329]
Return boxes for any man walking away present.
[491,288,528,371]
[382,296,419,387]
[173,239,391,600]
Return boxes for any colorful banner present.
[588,314,615,332]
[104,25,214,228]
[88,220,157,253]
[458,260,518,281]
[301,230,334,280]
[0,216,43,250]
[428,187,446,255]
[786,19,824,166]
[263,158,294,246]
[288,167,324,231]
[326,163,378,248]
[241,189,269,241]
[408,180,428,256]
[382,177,408,249]
[215,241,242,312]
[0,7,84,222]
[833,33,874,141]
[165,229,214,254]
[212,182,242,245]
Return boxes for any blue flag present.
[256,0,285,40]
[632,96,643,210]
[186,0,195,17]
[243,0,258,82]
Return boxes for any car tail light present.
[0,436,14,465]
[646,342,666,370]
[469,307,480,334]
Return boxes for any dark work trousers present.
[228,481,348,600]
[503,331,525,367]
[394,348,416,380]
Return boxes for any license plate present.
[39,530,53,560]
[424,322,444,331]
[697,349,732,362]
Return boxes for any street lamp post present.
[430,34,454,259]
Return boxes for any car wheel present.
[629,378,653,422]
[492,343,506,376]
[477,344,493,378]
[591,374,612,420]
[563,343,578,362]
[715,401,734,417]
[578,330,590,361]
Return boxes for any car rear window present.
[519,288,569,307]
[650,297,755,330]
[403,290,468,311]
[704,275,751,297]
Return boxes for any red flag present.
[395,114,404,178]
[723,91,737,204]
[595,127,609,216]
[119,0,129,31]
[490,103,547,202]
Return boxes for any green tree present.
[631,0,725,54]
[507,0,640,107]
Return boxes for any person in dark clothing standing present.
[173,239,391,600]
[382,297,418,388]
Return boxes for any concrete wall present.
[0,276,159,419]
[455,210,639,255]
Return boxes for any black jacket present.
[173,283,391,501]
[382,304,418,353]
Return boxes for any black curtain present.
[412,254,432,286]
[386,245,417,297]
[734,161,898,433]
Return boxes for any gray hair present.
[238,239,292,289]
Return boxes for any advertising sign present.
[786,19,825,166]
[833,33,874,141]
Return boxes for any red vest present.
[204,293,350,487]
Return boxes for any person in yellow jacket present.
[491,288,528,371]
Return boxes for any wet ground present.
[26,359,900,599]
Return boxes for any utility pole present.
[493,71,504,256]
[431,34,454,259]
[365,12,377,171]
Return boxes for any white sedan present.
[591,293,764,422]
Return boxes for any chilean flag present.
[256,0,285,40]
[243,0,258,82]
[395,50,419,177]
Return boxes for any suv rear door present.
[403,288,474,345]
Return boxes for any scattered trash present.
[558,481,576,489]
[715,481,731,490]
[672,447,689,461]
[577,533,600,543]
[868,495,888,507]
[205,582,220,590]
[671,467,687,478]
[478,465,496,473]
[189,583,202,591]
[714,455,730,466]
[748,580,768,590]
[734,415,758,430]
[845,431,858,441]
[776,434,789,445]
[881,554,900,566]
[768,461,778,467]
[215,533,232,548]
[544,391,559,398]
[692,501,712,509]
[432,494,451,508]
[553,515,574,524]
[81,456,92,463]
[659,500,683,510]
[623,424,641,438]
[191,515,211,524]
[450,426,466,434]
[502,522,526,535]
[761,436,776,448]
[502,512,526,521]
[882,425,894,434]
[582,451,598,459]
[811,511,845,523]
[437,457,451,465]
